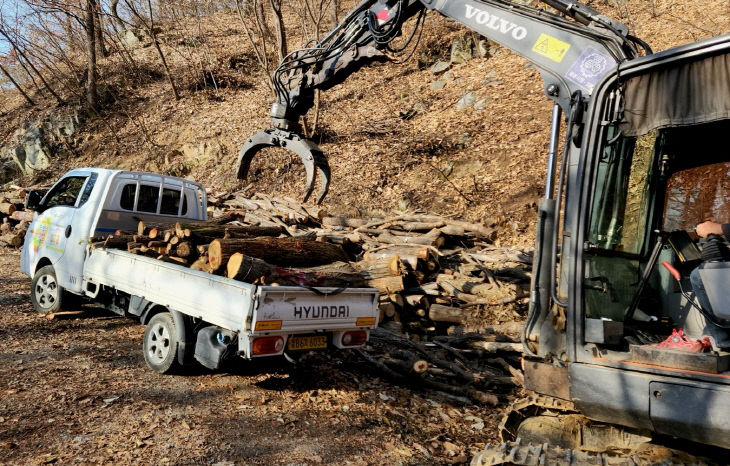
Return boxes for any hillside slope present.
[1,0,728,248]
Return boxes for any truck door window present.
[120,184,136,210]
[160,188,188,215]
[78,173,98,207]
[43,176,87,209]
[137,185,160,213]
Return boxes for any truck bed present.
[82,248,379,335]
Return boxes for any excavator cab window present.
[583,118,730,353]
[583,127,656,322]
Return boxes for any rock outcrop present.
[0,112,80,184]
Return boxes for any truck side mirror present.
[25,190,44,212]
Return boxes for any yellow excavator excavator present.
[239,0,730,462]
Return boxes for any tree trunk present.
[85,0,99,109]
[208,237,349,270]
[268,0,287,62]
[94,2,108,58]
[0,63,35,106]
[330,0,339,26]
[110,0,125,31]
[428,304,466,324]
[366,275,405,294]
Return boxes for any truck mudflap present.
[252,286,379,334]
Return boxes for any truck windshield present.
[43,176,87,209]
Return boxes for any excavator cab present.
[519,34,730,454]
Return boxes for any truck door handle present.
[65,225,72,238]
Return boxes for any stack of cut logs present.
[92,191,532,340]
[208,193,531,403]
[356,323,524,405]
[0,186,33,249]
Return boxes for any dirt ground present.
[0,250,508,465]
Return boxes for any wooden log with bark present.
[208,237,349,271]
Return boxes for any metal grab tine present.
[236,129,331,204]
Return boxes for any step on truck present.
[19,168,379,373]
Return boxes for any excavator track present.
[471,394,716,465]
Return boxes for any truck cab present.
[21,168,206,310]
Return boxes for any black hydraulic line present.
[627,34,653,55]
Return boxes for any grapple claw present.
[236,129,331,204]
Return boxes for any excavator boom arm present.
[237,0,641,203]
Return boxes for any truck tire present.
[31,265,64,314]
[143,312,181,374]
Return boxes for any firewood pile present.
[208,192,530,403]
[0,186,33,249]
[356,323,524,405]
[94,192,531,336]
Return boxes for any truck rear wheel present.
[31,265,64,314]
[143,312,181,374]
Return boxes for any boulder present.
[456,92,476,110]
[450,36,473,65]
[11,126,50,174]
[119,29,141,47]
[430,60,450,74]
[0,111,81,180]
[430,80,446,91]
[0,157,20,185]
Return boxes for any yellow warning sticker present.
[531,33,571,63]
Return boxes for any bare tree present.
[235,0,273,90]
[0,23,64,104]
[124,0,181,99]
[110,0,125,31]
[268,0,286,62]
[85,0,100,108]
[0,60,35,105]
[94,0,108,57]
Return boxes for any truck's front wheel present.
[31,265,64,314]
[143,312,181,374]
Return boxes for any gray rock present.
[475,98,492,112]
[450,37,473,64]
[430,80,446,91]
[456,92,476,110]
[119,29,141,47]
[477,39,490,58]
[430,60,450,74]
[0,157,20,185]
[0,111,81,180]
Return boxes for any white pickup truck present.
[20,168,379,373]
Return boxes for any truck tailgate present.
[252,286,379,333]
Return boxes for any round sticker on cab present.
[32,217,52,253]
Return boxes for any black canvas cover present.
[621,52,730,136]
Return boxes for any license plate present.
[287,335,327,351]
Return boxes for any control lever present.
[624,230,670,322]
